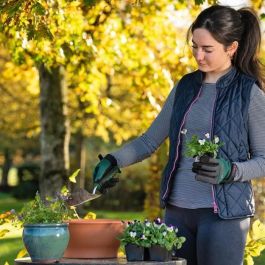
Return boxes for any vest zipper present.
[162,86,203,200]
[211,86,218,213]
[212,186,218,213]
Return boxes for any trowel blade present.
[66,188,101,207]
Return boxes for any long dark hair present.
[187,5,265,90]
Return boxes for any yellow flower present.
[83,212,97,220]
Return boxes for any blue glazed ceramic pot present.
[23,223,69,262]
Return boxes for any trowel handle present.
[92,154,107,193]
[93,154,120,194]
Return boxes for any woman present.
[92,5,265,265]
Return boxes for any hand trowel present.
[65,186,101,207]
[66,154,120,207]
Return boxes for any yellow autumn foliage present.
[244,219,265,265]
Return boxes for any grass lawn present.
[0,192,28,212]
[0,237,24,265]
[0,192,26,265]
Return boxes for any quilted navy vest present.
[161,67,256,219]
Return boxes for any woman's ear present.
[227,41,239,57]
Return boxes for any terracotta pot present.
[63,219,124,258]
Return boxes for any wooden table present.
[15,257,187,265]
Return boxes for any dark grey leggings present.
[165,204,250,265]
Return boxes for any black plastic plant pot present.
[144,247,150,261]
[125,243,145,261]
[149,245,172,262]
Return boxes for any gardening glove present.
[192,155,236,184]
[93,154,121,193]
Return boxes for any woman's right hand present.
[92,154,121,193]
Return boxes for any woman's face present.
[191,28,233,75]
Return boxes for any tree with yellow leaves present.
[0,0,201,197]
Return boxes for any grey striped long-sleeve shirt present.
[111,82,265,209]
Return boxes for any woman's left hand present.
[192,155,236,184]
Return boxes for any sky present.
[217,0,250,9]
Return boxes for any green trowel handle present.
[93,155,120,193]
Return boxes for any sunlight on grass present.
[0,223,22,238]
[8,168,19,186]
[0,237,24,265]
[0,168,19,187]
[0,237,22,255]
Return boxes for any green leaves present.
[32,2,46,16]
[0,0,53,41]
[194,0,205,4]
[0,0,23,18]
[36,22,53,40]
[13,192,75,225]
[119,219,186,250]
[119,220,151,248]
[185,133,222,158]
[83,0,97,7]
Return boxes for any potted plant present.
[1,165,125,261]
[60,188,124,259]
[119,218,186,262]
[148,218,185,262]
[119,220,151,261]
[63,218,124,259]
[1,192,75,263]
[183,130,223,159]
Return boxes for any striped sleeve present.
[234,83,265,181]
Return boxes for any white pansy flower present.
[145,222,151,227]
[141,235,147,240]
[130,232,137,238]
[163,232,167,236]
[167,227,174,232]
[198,139,206,145]
[181,129,187,135]
[214,136,220,144]
[205,133,210,139]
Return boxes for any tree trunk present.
[38,64,70,197]
[144,143,168,219]
[74,131,86,190]
[0,148,12,190]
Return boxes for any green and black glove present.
[192,155,236,184]
[93,154,121,193]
